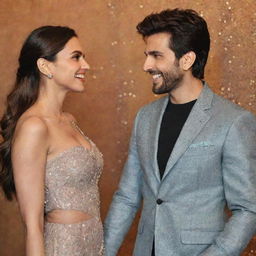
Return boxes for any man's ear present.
[37,58,53,78]
[179,51,196,71]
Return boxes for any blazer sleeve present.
[104,110,143,256]
[200,111,256,256]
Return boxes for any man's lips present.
[152,74,162,79]
[148,70,162,76]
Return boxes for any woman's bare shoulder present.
[14,115,49,141]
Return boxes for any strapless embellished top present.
[44,141,103,218]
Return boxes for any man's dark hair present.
[136,8,210,79]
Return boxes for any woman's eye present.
[72,55,80,60]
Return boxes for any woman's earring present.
[47,74,53,79]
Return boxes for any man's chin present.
[152,83,168,95]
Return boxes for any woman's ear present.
[37,58,53,79]
[179,51,196,71]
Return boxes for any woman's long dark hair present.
[0,26,77,200]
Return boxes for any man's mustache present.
[146,69,162,76]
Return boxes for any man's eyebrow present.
[144,50,163,56]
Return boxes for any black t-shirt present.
[157,99,196,179]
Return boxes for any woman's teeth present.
[75,74,85,79]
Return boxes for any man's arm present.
[201,111,256,256]
[104,111,143,256]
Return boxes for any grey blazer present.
[104,84,256,256]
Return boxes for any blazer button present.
[156,199,163,205]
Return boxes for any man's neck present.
[169,76,203,104]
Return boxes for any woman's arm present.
[12,116,49,256]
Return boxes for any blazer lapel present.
[149,96,169,182]
[161,84,214,180]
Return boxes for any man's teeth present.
[152,74,162,79]
[75,74,85,79]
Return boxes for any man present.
[104,8,256,256]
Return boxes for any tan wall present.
[0,0,255,255]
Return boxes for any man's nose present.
[143,57,153,72]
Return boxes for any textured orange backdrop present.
[0,0,255,255]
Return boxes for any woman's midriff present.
[45,209,92,224]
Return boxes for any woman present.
[0,26,104,256]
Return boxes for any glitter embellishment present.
[44,123,104,255]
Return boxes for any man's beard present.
[152,69,183,95]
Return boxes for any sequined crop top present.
[44,142,103,218]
